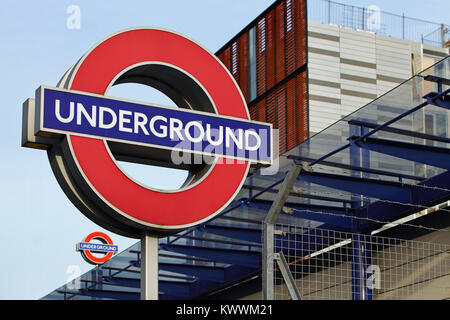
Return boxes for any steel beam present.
[249,198,354,229]
[199,224,262,243]
[348,119,450,145]
[58,288,139,300]
[162,244,261,268]
[288,208,353,229]
[354,170,450,232]
[297,171,412,203]
[290,154,424,181]
[424,91,450,110]
[263,164,302,300]
[159,262,225,283]
[351,136,450,170]
[244,183,355,204]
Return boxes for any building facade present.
[307,21,449,135]
[216,0,449,147]
[216,0,308,155]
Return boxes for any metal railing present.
[308,0,449,47]
[272,224,450,300]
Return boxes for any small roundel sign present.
[77,232,118,265]
[22,28,272,237]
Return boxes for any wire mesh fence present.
[272,224,450,300]
[307,0,449,47]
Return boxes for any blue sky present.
[0,0,449,300]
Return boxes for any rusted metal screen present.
[216,0,308,155]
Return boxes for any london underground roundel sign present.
[22,28,272,238]
[77,232,118,265]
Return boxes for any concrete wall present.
[307,21,449,136]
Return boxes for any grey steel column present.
[262,223,275,300]
[262,163,303,300]
[140,232,159,300]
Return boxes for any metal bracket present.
[274,229,286,236]
[282,206,294,215]
[292,160,314,173]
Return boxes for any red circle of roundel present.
[67,28,250,229]
[82,232,115,265]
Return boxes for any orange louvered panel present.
[231,41,239,84]
[285,0,296,74]
[249,103,257,121]
[276,86,287,154]
[295,0,307,68]
[239,33,248,102]
[265,92,277,127]
[265,11,275,90]
[295,72,308,144]
[286,78,297,150]
[256,99,266,123]
[256,18,266,96]
[215,0,308,155]
[222,47,231,72]
[217,52,224,65]
[275,3,286,83]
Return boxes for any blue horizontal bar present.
[297,171,412,203]
[58,288,139,300]
[162,244,261,268]
[159,262,225,282]
[248,198,353,228]
[351,136,450,170]
[354,170,450,232]
[199,224,262,243]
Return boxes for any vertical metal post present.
[94,265,102,300]
[351,233,365,300]
[140,232,159,300]
[349,122,371,300]
[402,13,405,39]
[441,24,446,48]
[262,223,275,300]
[351,233,371,300]
[328,0,331,24]
[262,163,303,300]
[362,7,365,30]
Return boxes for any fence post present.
[351,233,372,300]
[328,0,331,24]
[402,13,405,39]
[362,7,365,30]
[262,163,303,300]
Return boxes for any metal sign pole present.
[140,232,159,300]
